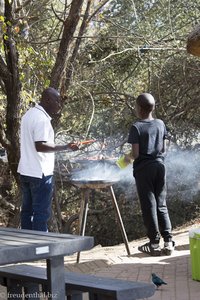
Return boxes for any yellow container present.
[116,151,133,169]
[189,228,200,281]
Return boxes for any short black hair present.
[136,93,155,113]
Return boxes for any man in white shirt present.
[18,87,78,231]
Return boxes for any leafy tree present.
[0,0,199,232]
[0,0,110,183]
[68,0,200,145]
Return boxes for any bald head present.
[136,93,155,113]
[41,87,60,103]
[40,87,61,117]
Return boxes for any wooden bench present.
[0,264,155,300]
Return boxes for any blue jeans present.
[20,174,53,231]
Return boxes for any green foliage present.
[65,0,200,145]
[1,0,199,143]
[19,45,54,94]
[152,54,200,141]
[1,0,200,236]
[168,193,200,228]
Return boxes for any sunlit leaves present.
[68,0,200,144]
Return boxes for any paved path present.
[64,222,200,300]
[0,223,199,299]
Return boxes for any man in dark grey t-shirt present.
[128,93,174,256]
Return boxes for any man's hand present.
[67,142,80,151]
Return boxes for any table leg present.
[109,186,131,255]
[47,256,65,300]
[7,278,23,300]
[77,189,90,263]
[24,283,40,300]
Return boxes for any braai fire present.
[55,137,132,261]
[66,161,131,262]
[68,160,120,189]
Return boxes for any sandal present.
[138,242,161,256]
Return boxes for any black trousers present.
[134,161,172,244]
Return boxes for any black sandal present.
[138,242,161,256]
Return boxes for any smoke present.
[70,160,132,182]
[165,149,200,198]
[69,149,200,200]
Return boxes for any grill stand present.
[76,185,131,263]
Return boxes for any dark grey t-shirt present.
[128,119,167,172]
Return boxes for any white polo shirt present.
[17,104,55,178]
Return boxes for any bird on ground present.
[151,273,167,288]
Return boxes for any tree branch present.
[87,0,110,23]
[89,47,185,63]
[0,55,10,83]
[14,0,47,14]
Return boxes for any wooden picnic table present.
[0,227,94,300]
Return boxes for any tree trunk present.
[3,0,21,185]
[61,0,92,96]
[50,0,84,89]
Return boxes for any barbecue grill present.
[68,170,131,262]
[71,178,119,189]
